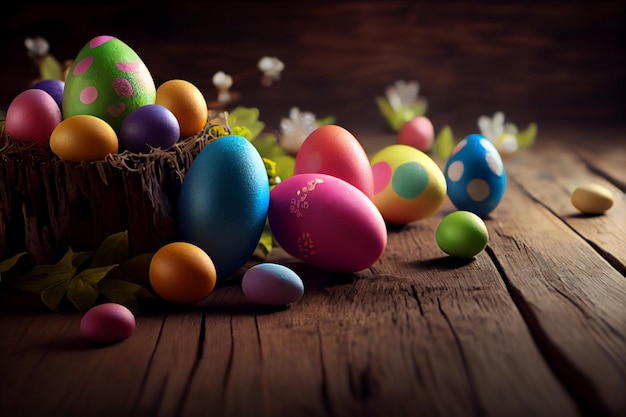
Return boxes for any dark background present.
[1,0,624,137]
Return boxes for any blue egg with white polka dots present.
[444,134,506,218]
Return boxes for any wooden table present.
[1,127,625,417]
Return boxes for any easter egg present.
[80,303,135,343]
[6,89,62,144]
[370,144,447,225]
[31,79,65,109]
[268,173,387,273]
[398,116,434,152]
[50,115,118,161]
[149,242,217,304]
[436,211,489,258]
[444,134,506,218]
[63,35,156,132]
[242,263,305,305]
[177,135,270,279]
[571,183,614,214]
[155,79,208,138]
[119,104,180,153]
[294,124,374,198]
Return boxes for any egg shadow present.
[408,256,475,271]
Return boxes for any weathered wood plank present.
[486,175,626,416]
[506,140,626,272]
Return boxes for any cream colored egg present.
[571,183,614,214]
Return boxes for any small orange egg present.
[50,115,118,161]
[155,79,208,138]
[149,242,217,304]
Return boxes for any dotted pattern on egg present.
[63,35,156,131]
[445,136,506,217]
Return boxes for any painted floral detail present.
[289,178,324,217]
[297,232,316,258]
[279,107,317,155]
[258,56,284,86]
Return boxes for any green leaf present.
[433,125,456,160]
[67,277,99,312]
[0,252,30,273]
[315,115,336,127]
[516,123,538,149]
[272,154,295,181]
[14,248,77,295]
[98,279,152,314]
[72,251,94,270]
[90,231,129,268]
[41,280,70,311]
[376,96,403,132]
[228,107,265,140]
[39,55,63,80]
[106,253,153,287]
[75,264,119,285]
[255,220,274,258]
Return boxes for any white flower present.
[258,57,284,86]
[385,80,419,111]
[478,112,521,156]
[279,107,317,155]
[24,37,49,60]
[478,111,518,143]
[212,71,233,104]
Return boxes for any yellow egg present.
[155,79,208,138]
[149,242,217,304]
[371,144,447,224]
[571,183,614,214]
[50,115,118,161]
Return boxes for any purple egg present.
[119,104,180,153]
[32,79,65,109]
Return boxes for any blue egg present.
[177,135,270,279]
[444,134,506,218]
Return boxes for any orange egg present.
[155,79,208,138]
[149,242,217,304]
[50,115,118,161]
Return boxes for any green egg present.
[435,211,488,258]
[62,35,156,133]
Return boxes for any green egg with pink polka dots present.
[370,144,447,225]
[444,134,506,218]
[62,35,156,133]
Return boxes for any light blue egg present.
[177,135,270,279]
[242,263,304,305]
[444,134,506,218]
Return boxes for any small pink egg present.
[294,124,374,198]
[80,303,136,343]
[6,89,62,144]
[398,116,434,152]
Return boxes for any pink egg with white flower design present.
[63,35,156,133]
[268,173,387,273]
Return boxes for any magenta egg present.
[118,104,180,153]
[6,89,62,144]
[80,303,136,343]
[268,173,387,273]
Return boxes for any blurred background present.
[1,0,624,137]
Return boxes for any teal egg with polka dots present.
[444,134,506,218]
[371,144,447,225]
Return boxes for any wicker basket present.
[0,123,212,264]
